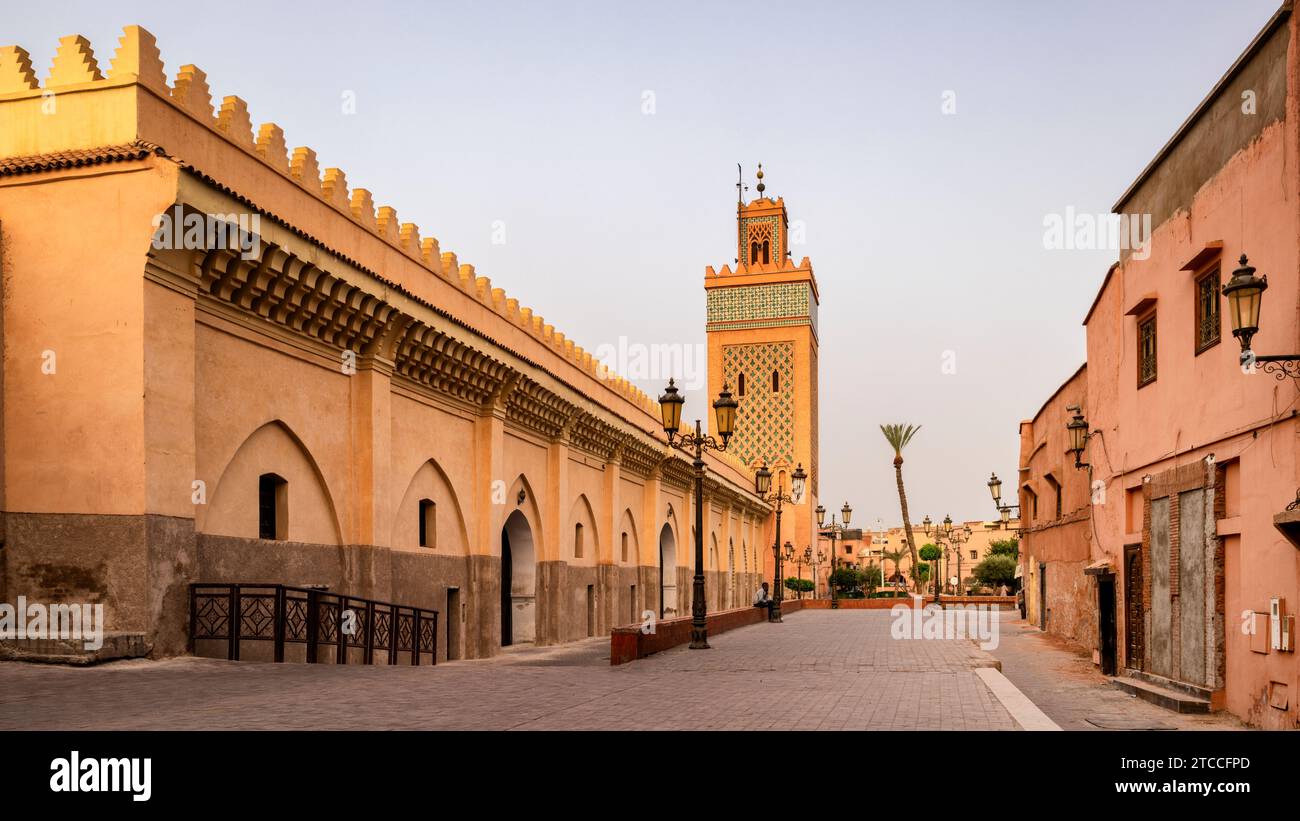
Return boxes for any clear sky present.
[5,0,1284,526]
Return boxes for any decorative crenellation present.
[0,25,657,418]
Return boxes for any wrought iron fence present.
[189,583,438,665]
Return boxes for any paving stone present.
[987,613,1245,731]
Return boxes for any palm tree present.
[881,548,907,592]
[880,423,922,592]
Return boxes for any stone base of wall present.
[1,512,196,657]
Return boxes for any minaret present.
[705,165,820,584]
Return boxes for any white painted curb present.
[976,666,1062,731]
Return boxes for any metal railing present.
[189,583,438,665]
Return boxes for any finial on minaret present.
[756,163,765,196]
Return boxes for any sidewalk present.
[988,614,1245,730]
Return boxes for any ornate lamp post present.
[658,378,738,649]
[986,472,1021,531]
[922,514,954,604]
[816,501,853,608]
[798,545,811,598]
[949,525,971,594]
[1221,254,1299,378]
[755,462,807,623]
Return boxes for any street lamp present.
[923,514,956,603]
[755,461,807,623]
[950,525,971,595]
[1066,406,1090,470]
[986,471,1020,530]
[817,501,853,608]
[659,378,738,649]
[1222,254,1299,379]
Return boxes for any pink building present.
[1022,3,1299,728]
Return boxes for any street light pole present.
[658,379,739,650]
[816,502,853,608]
[754,462,807,623]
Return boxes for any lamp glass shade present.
[754,463,772,496]
[1222,254,1268,342]
[815,504,826,527]
[841,502,853,526]
[1067,413,1089,454]
[658,379,684,434]
[922,514,932,534]
[943,515,953,536]
[1000,506,1010,524]
[987,472,1002,502]
[791,463,807,503]
[712,384,738,441]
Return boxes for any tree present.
[989,538,1019,560]
[784,576,814,597]
[830,567,867,597]
[881,548,907,589]
[973,554,1017,588]
[861,564,882,593]
[880,424,922,591]
[919,543,943,595]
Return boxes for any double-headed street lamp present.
[786,543,811,599]
[658,378,738,650]
[816,501,853,608]
[922,514,953,603]
[755,462,807,623]
[948,524,972,595]
[986,472,1021,532]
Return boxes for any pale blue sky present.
[5,0,1283,526]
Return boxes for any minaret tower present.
[705,165,820,585]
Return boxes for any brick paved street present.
[1,610,1018,731]
[989,614,1246,730]
[0,609,1247,731]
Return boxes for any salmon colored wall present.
[1,164,177,515]
[1076,29,1300,725]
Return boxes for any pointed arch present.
[393,458,469,553]
[619,508,639,565]
[203,420,342,545]
[658,522,678,618]
[567,494,599,565]
[505,473,546,560]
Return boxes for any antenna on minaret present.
[736,163,748,205]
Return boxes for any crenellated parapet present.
[0,25,662,418]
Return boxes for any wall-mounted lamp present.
[1066,405,1090,470]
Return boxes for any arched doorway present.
[659,522,677,618]
[501,510,536,646]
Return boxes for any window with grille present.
[1138,314,1157,387]
[1195,266,1221,353]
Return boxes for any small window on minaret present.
[762,240,770,264]
[771,370,780,392]
[750,241,761,265]
[738,373,746,396]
